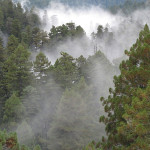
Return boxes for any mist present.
[31,1,149,62]
[11,0,150,149]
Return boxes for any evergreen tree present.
[4,44,31,96]
[33,52,51,84]
[117,83,150,150]
[3,93,24,129]
[24,25,32,46]
[100,24,150,149]
[49,23,85,46]
[11,19,21,39]
[53,52,79,88]
[21,86,41,121]
[6,35,19,56]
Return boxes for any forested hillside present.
[0,0,116,149]
[0,0,150,150]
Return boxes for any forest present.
[0,0,150,150]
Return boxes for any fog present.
[39,2,123,35]
[14,1,150,61]
[11,0,150,149]
[32,2,150,62]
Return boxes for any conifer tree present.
[118,83,150,150]
[11,19,21,39]
[3,93,24,129]
[100,24,150,149]
[33,52,51,84]
[4,44,31,96]
[53,52,79,88]
[6,35,19,56]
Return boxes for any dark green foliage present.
[1,1,148,149]
[117,84,150,150]
[0,0,41,48]
[3,93,24,129]
[6,35,19,56]
[33,52,51,84]
[53,52,79,88]
[11,19,21,39]
[4,44,31,96]
[49,23,85,46]
[100,24,150,149]
[32,27,48,50]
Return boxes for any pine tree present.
[11,19,21,39]
[53,52,79,88]
[6,35,19,56]
[117,83,150,150]
[33,52,51,84]
[4,44,31,96]
[100,24,150,149]
[3,93,24,129]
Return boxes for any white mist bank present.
[38,2,125,36]
[14,1,150,61]
[35,2,150,62]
